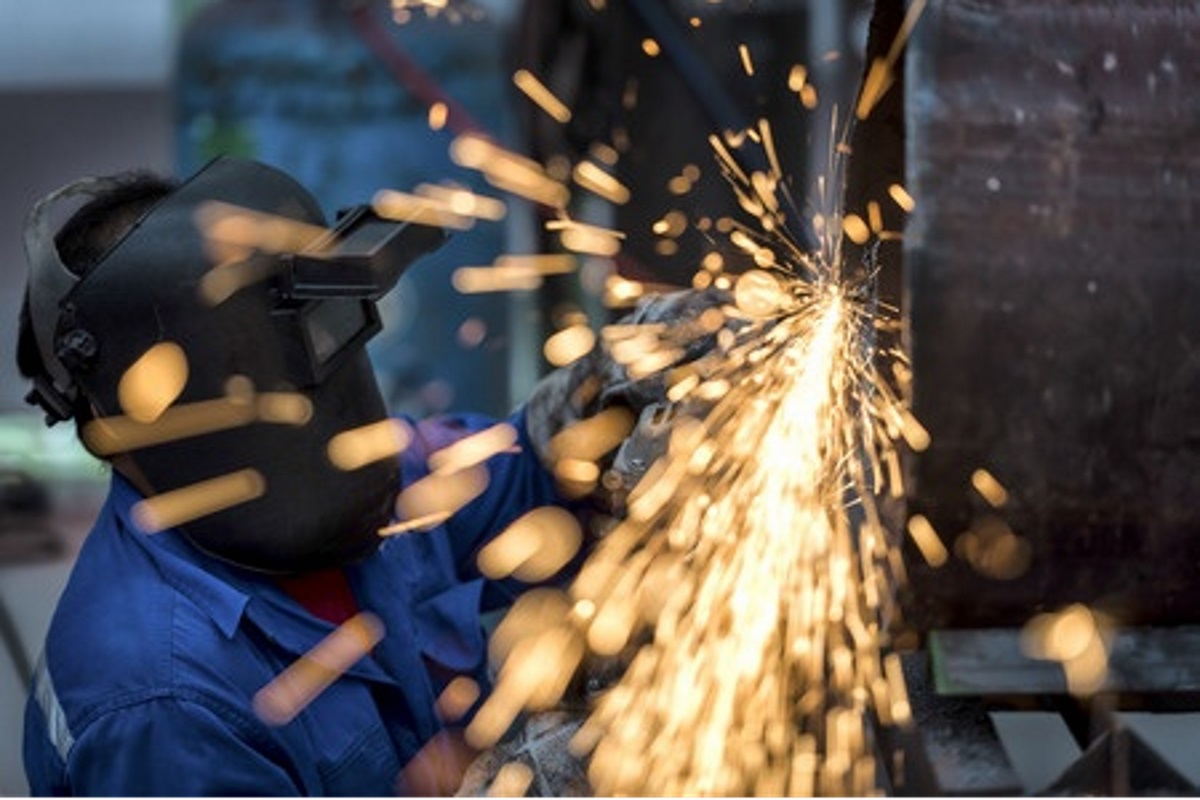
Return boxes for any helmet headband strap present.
[24,176,130,417]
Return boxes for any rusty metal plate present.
[903,0,1200,628]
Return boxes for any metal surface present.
[931,627,1200,697]
[903,0,1200,629]
[1042,725,1197,796]
[894,652,1024,796]
[897,646,1200,796]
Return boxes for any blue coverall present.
[24,410,564,795]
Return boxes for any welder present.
[15,156,714,795]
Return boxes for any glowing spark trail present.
[474,20,935,793]
[254,613,385,726]
[82,391,312,456]
[513,69,573,124]
[132,469,266,534]
[856,0,927,120]
[505,111,920,798]
[564,270,910,795]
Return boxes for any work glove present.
[524,287,735,513]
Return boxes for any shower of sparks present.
[668,164,701,196]
[378,510,455,537]
[428,101,449,130]
[196,201,327,260]
[487,762,535,797]
[457,147,911,787]
[887,183,915,213]
[545,322,598,367]
[464,23,939,789]
[391,6,944,791]
[559,266,917,795]
[390,0,484,25]
[590,142,620,166]
[437,676,482,723]
[906,514,949,568]
[453,265,540,293]
[477,506,583,583]
[416,182,508,219]
[955,515,1031,581]
[843,213,871,245]
[393,464,490,531]
[604,274,647,307]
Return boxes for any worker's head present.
[18,157,444,573]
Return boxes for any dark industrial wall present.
[903,1,1200,629]
[0,89,173,414]
[176,0,522,419]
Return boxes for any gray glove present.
[523,288,737,514]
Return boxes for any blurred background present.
[0,1,871,793]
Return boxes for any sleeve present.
[62,696,304,796]
[395,410,568,592]
[395,411,570,677]
[441,407,565,574]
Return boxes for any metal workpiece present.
[1041,725,1197,797]
[929,626,1200,698]
[893,644,1200,796]
[902,0,1200,630]
[888,5,1200,793]
[890,651,1025,797]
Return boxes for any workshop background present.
[2,0,1199,796]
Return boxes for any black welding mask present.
[23,157,445,572]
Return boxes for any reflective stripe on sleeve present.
[33,657,75,763]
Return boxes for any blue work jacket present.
[23,411,565,796]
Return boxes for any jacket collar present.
[108,473,253,638]
[106,473,401,687]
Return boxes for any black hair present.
[17,171,178,423]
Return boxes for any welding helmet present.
[23,157,445,572]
